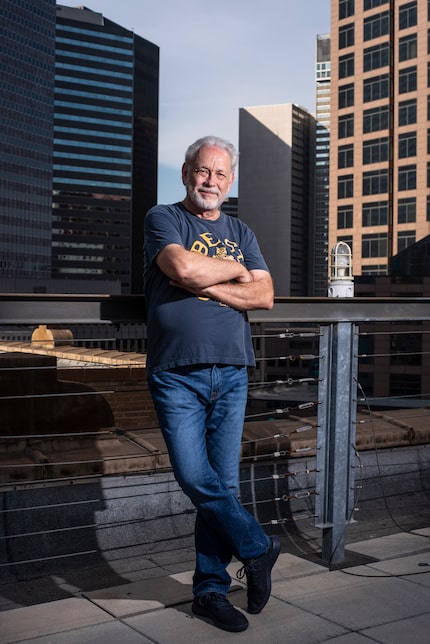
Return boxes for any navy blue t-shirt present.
[143,202,270,374]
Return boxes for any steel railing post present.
[315,322,359,564]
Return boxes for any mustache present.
[198,187,221,196]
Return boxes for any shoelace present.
[201,592,231,607]
[236,559,261,588]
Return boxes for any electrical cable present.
[333,380,430,579]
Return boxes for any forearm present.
[156,244,250,289]
[202,274,274,311]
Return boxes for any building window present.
[428,162,430,187]
[428,29,430,55]
[428,62,430,88]
[362,201,388,226]
[398,98,417,126]
[363,74,389,102]
[339,53,355,78]
[362,233,388,257]
[364,11,389,41]
[399,66,417,93]
[399,34,417,61]
[338,175,354,199]
[363,105,389,132]
[339,83,354,108]
[364,0,388,9]
[338,205,353,229]
[361,264,387,275]
[363,137,389,163]
[391,335,421,367]
[428,129,430,154]
[338,144,354,168]
[338,113,354,138]
[364,43,389,71]
[398,131,416,158]
[363,169,389,195]
[398,164,416,190]
[399,2,417,30]
[397,230,416,252]
[398,197,416,223]
[339,0,354,19]
[428,96,430,120]
[390,374,420,397]
[339,23,354,48]
[427,195,430,220]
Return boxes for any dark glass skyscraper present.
[53,5,159,293]
[1,0,56,280]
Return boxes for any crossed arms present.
[156,243,274,312]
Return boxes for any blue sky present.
[61,1,331,203]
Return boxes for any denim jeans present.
[147,364,270,597]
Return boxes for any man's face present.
[182,145,234,212]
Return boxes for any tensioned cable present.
[255,353,320,362]
[251,330,321,339]
[0,390,114,401]
[245,401,319,420]
[359,330,430,337]
[248,377,319,388]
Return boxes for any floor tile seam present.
[338,550,430,571]
[0,609,118,644]
[81,592,170,620]
[381,571,430,589]
[270,592,430,639]
[319,566,430,590]
[357,607,430,635]
[269,593,358,637]
[271,569,331,585]
[350,534,430,549]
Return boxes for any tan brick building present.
[329,0,430,277]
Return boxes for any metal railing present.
[0,294,429,576]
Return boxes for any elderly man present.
[144,136,280,633]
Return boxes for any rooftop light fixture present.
[328,241,354,298]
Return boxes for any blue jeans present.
[147,364,269,596]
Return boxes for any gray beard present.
[186,184,224,212]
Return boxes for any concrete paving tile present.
[347,531,430,560]
[361,551,430,581]
[413,527,430,538]
[13,621,151,644]
[84,575,194,617]
[272,552,328,581]
[0,597,114,644]
[232,595,348,644]
[125,596,347,644]
[362,612,430,644]
[125,607,212,643]
[273,569,430,631]
[168,569,194,585]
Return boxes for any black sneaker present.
[192,592,249,632]
[237,535,281,614]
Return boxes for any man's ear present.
[181,162,188,186]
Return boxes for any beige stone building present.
[238,104,315,297]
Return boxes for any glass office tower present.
[313,34,331,295]
[53,5,159,293]
[1,0,56,281]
